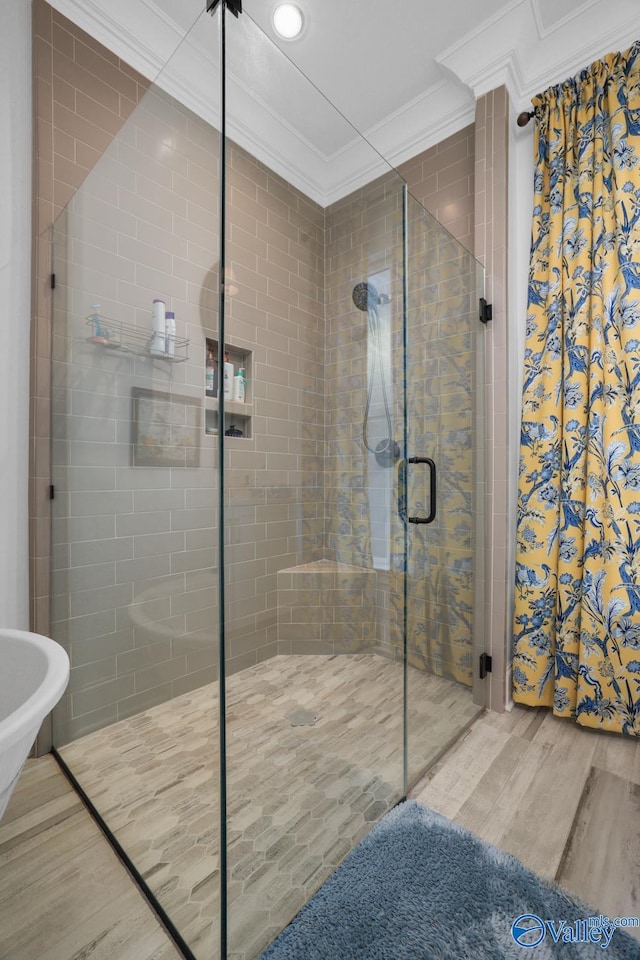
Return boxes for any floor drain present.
[286,708,319,727]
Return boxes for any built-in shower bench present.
[276,560,377,654]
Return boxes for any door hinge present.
[50,273,56,290]
[479,652,492,679]
[49,484,55,500]
[479,298,492,324]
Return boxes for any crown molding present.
[438,0,640,110]
[364,79,476,170]
[44,0,414,205]
[44,0,640,207]
[522,12,640,103]
[530,0,599,40]
[436,0,530,104]
[47,0,352,204]
[47,0,184,82]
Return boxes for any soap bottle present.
[233,367,245,403]
[150,299,166,355]
[165,311,176,357]
[205,346,217,397]
[89,304,105,342]
[223,352,234,400]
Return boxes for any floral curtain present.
[513,41,640,735]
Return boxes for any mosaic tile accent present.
[60,653,481,960]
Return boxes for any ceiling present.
[239,0,510,133]
[48,0,640,204]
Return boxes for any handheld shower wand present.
[352,282,399,468]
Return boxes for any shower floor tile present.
[59,653,480,960]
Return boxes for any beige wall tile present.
[52,101,114,154]
[474,86,510,712]
[69,29,120,71]
[33,0,52,42]
[35,3,326,737]
[33,0,498,744]
[398,125,475,255]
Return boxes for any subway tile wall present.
[277,561,377,656]
[398,125,475,255]
[37,4,325,742]
[224,144,326,673]
[49,80,222,742]
[323,178,480,685]
[400,118,509,709]
[324,173,404,575]
[31,0,150,661]
[474,87,510,712]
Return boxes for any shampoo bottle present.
[165,311,176,357]
[233,367,245,403]
[150,299,166,355]
[89,304,104,342]
[223,352,234,400]
[205,346,217,397]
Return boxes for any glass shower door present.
[222,10,409,958]
[404,193,486,784]
[50,8,223,959]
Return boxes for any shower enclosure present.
[48,3,486,957]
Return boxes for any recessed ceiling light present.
[273,3,304,40]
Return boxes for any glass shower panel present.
[404,193,486,785]
[223,12,407,958]
[49,8,222,958]
[43,3,489,957]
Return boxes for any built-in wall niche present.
[204,337,253,440]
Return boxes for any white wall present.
[0,1,32,629]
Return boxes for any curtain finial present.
[517,110,535,127]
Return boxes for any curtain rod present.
[517,110,535,127]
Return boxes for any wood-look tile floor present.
[410,704,640,937]
[0,755,182,960]
[4,690,639,960]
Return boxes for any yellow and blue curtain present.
[513,41,640,735]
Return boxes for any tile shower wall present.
[324,177,478,684]
[224,144,326,671]
[42,10,324,742]
[398,125,481,687]
[397,125,475,254]
[400,107,509,704]
[34,1,490,744]
[475,86,510,711]
[402,202,478,684]
[325,174,403,580]
[50,81,222,743]
[31,0,150,654]
[277,561,377,654]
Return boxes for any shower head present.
[352,281,380,311]
[352,282,391,311]
[356,277,397,465]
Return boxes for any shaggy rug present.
[260,800,640,959]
